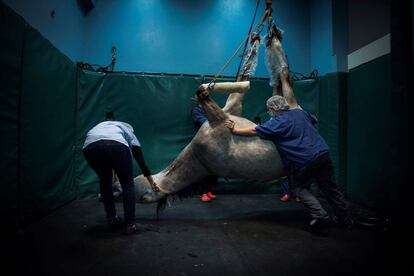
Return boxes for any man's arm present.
[131,146,160,192]
[225,119,257,136]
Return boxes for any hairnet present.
[266,95,290,111]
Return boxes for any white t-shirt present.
[83,121,141,149]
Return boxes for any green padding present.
[76,74,321,196]
[19,25,77,224]
[294,79,319,117]
[347,55,391,211]
[0,2,24,229]
[319,73,348,193]
[75,70,107,197]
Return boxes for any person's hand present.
[151,181,160,192]
[225,119,235,131]
[146,176,160,192]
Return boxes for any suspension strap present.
[208,8,271,90]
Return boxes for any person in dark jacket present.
[225,95,353,230]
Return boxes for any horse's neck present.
[156,144,210,194]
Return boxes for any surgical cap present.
[266,95,290,111]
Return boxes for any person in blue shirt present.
[190,105,218,202]
[191,105,208,131]
[225,95,353,230]
[83,121,159,235]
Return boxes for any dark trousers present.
[83,140,136,225]
[198,175,218,194]
[279,176,290,195]
[291,153,349,220]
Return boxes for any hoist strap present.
[208,8,271,89]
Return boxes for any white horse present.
[134,32,295,208]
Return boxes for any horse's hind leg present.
[223,35,261,116]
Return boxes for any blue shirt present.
[191,106,208,131]
[83,121,141,149]
[255,108,329,172]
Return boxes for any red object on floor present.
[280,194,290,202]
[206,191,216,200]
[200,194,212,202]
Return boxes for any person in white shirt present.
[83,121,159,235]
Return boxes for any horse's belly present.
[194,118,285,181]
[204,136,285,180]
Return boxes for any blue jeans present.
[83,140,136,225]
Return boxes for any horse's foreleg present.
[196,89,229,128]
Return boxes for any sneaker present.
[280,194,290,202]
[107,215,122,230]
[124,223,139,235]
[295,197,301,203]
[206,192,216,200]
[309,216,331,234]
[333,216,354,229]
[200,194,212,202]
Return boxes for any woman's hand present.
[146,175,160,192]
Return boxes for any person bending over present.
[83,121,159,235]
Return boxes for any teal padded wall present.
[319,73,348,193]
[75,70,107,197]
[347,55,392,212]
[0,2,78,229]
[0,1,24,231]
[19,24,77,225]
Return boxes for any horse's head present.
[134,174,167,203]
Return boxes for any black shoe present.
[309,216,331,235]
[124,223,139,235]
[333,216,354,229]
[107,215,122,230]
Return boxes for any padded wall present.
[19,24,77,225]
[75,70,107,197]
[0,1,24,230]
[319,73,348,193]
[0,2,77,229]
[347,55,392,211]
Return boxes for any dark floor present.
[8,194,410,276]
